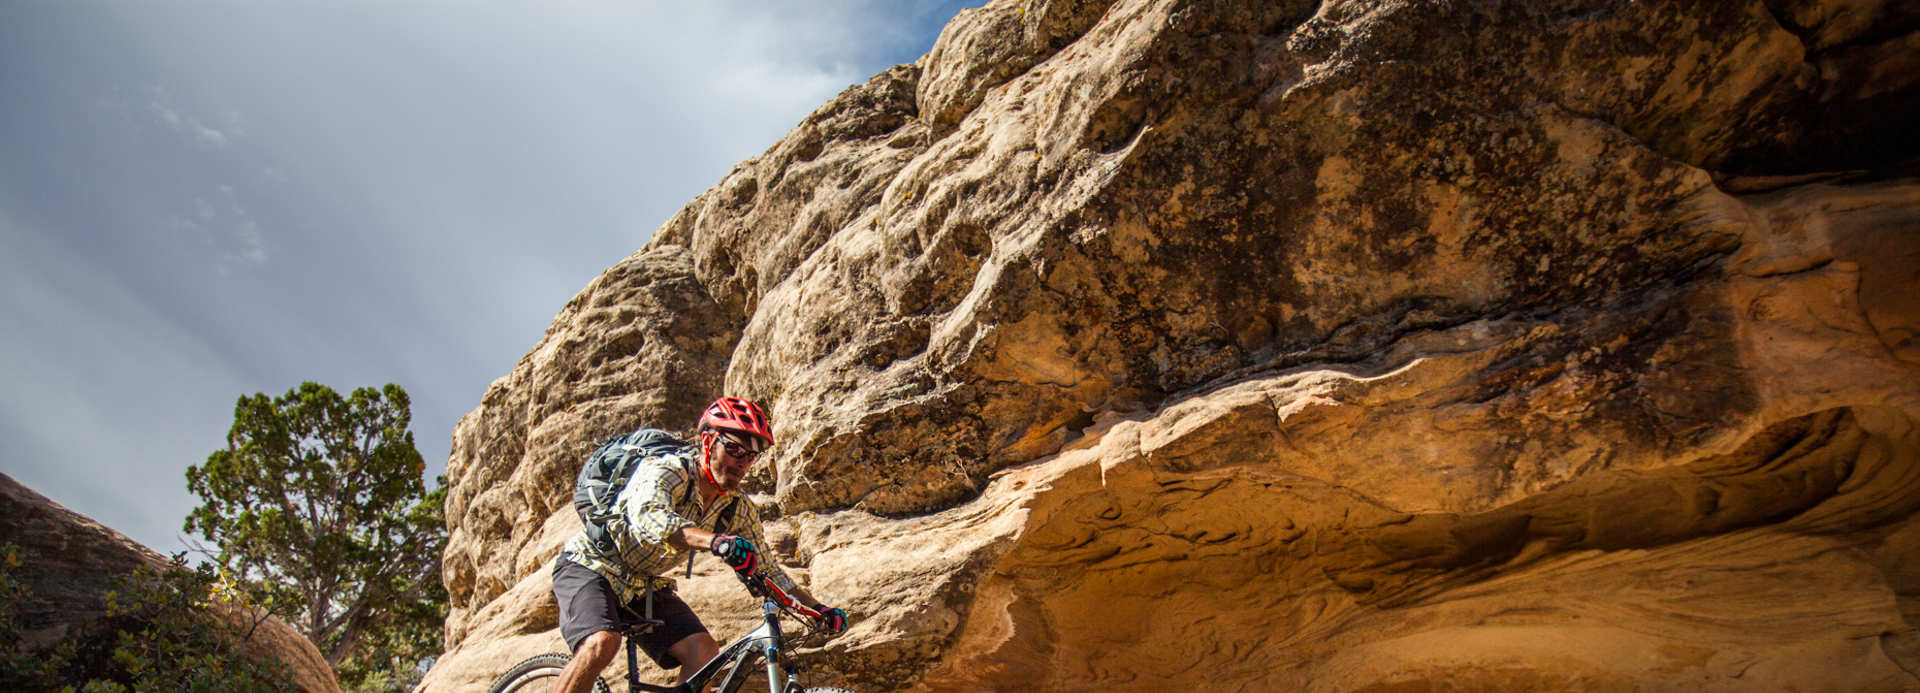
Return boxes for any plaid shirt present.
[558,448,799,604]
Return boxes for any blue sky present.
[0,1,980,557]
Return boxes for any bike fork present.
[760,598,786,693]
[764,644,782,693]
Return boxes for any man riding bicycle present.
[552,396,849,693]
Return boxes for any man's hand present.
[811,604,848,635]
[710,534,758,573]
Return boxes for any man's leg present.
[632,588,716,685]
[558,630,620,693]
[666,632,720,689]
[552,560,633,693]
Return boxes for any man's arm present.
[682,504,830,612]
[618,463,698,557]
[669,524,720,553]
[695,504,847,633]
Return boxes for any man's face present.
[707,431,766,490]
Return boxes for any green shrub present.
[0,545,299,692]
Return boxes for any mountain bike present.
[488,565,856,693]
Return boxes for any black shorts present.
[553,558,709,669]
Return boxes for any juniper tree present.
[185,382,446,684]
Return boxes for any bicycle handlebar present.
[731,565,824,620]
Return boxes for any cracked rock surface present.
[423,0,1920,690]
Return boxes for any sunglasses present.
[716,436,765,461]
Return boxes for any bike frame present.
[625,596,801,693]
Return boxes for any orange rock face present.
[426,0,1920,690]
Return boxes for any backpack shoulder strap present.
[676,451,744,527]
[715,495,741,532]
[677,452,699,508]
[677,451,706,579]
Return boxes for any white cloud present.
[163,214,204,239]
[192,122,229,147]
[144,85,233,148]
[228,219,266,268]
[145,89,183,127]
[167,187,269,272]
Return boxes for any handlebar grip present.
[711,535,759,573]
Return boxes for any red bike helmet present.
[697,397,772,490]
[699,396,773,445]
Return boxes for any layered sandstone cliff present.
[425,0,1920,690]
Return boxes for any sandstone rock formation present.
[0,473,338,693]
[425,0,1920,690]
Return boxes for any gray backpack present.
[572,428,742,560]
[573,428,690,556]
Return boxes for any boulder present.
[0,473,339,693]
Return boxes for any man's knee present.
[574,630,622,669]
[671,631,720,670]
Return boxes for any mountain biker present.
[551,396,849,693]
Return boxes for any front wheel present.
[487,653,611,693]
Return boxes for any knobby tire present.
[487,653,612,693]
